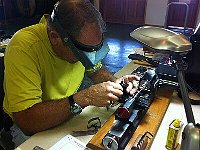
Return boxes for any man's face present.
[58,22,103,63]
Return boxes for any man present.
[3,0,138,147]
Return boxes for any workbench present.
[16,61,200,150]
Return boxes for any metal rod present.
[164,2,189,34]
[176,59,195,124]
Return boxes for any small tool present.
[131,131,153,150]
[33,146,45,150]
[71,117,101,137]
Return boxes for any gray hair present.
[48,0,106,38]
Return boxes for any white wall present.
[145,0,168,26]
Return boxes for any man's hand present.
[74,75,140,107]
[74,81,124,107]
[115,75,140,95]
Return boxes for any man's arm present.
[13,79,123,136]
[87,66,117,84]
[13,99,72,135]
[13,93,91,136]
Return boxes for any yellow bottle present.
[166,119,183,150]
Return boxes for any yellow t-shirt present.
[3,16,85,118]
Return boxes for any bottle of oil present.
[166,119,183,150]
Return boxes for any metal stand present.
[164,2,189,35]
[176,55,200,150]
[174,55,195,124]
[130,25,199,150]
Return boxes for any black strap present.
[3,113,13,131]
[68,95,75,105]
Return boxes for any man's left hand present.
[115,75,140,95]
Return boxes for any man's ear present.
[49,30,61,46]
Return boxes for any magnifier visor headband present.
[68,35,104,52]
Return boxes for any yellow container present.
[166,119,183,150]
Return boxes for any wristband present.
[86,61,102,73]
[68,95,82,115]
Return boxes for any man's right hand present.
[74,81,124,107]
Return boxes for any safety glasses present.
[67,34,104,52]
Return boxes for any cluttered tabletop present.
[15,53,200,150]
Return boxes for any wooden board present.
[87,89,173,150]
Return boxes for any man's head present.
[47,0,108,68]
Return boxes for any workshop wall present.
[145,0,168,26]
[0,0,16,20]
[145,0,200,28]
[1,0,200,28]
[0,0,57,21]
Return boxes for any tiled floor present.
[103,23,142,73]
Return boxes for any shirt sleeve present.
[4,45,42,113]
